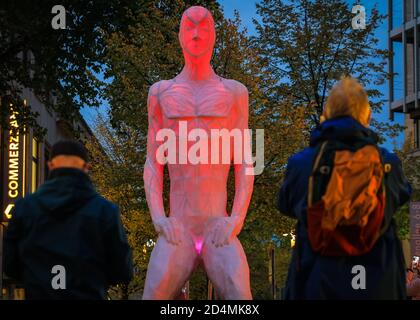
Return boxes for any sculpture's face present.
[179,6,216,57]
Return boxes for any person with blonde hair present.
[320,76,371,126]
[277,76,411,299]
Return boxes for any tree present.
[0,0,138,136]
[253,0,403,140]
[394,137,420,240]
[86,114,155,299]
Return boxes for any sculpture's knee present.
[221,272,252,300]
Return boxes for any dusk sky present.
[81,0,404,150]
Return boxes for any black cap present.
[50,140,89,162]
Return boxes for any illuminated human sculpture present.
[142,6,254,300]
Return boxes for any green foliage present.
[0,0,138,136]
[395,138,420,240]
[395,204,410,240]
[86,115,154,298]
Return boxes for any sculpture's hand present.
[208,216,244,248]
[153,217,182,245]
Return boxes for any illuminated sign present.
[2,105,26,221]
[8,112,20,200]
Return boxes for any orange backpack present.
[307,139,391,256]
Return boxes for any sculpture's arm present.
[143,83,180,245]
[144,83,165,222]
[230,84,254,236]
[210,84,254,247]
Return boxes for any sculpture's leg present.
[201,237,252,300]
[142,234,197,300]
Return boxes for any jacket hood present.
[309,116,379,147]
[35,168,97,218]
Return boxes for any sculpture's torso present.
[154,75,244,235]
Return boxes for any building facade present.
[389,0,420,155]
[0,88,92,299]
[389,0,420,269]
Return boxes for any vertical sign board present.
[410,202,420,260]
[2,111,24,222]
[0,128,3,298]
[0,128,3,217]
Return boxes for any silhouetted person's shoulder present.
[378,147,412,212]
[287,147,316,169]
[379,147,402,165]
[78,193,120,221]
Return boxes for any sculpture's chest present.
[158,81,235,119]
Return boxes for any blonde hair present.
[322,77,371,126]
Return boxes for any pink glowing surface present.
[142,6,254,300]
[194,240,203,254]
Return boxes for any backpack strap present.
[308,141,328,207]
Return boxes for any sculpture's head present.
[179,6,216,58]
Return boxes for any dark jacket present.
[4,168,133,300]
[277,116,411,300]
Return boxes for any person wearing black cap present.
[4,140,133,299]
